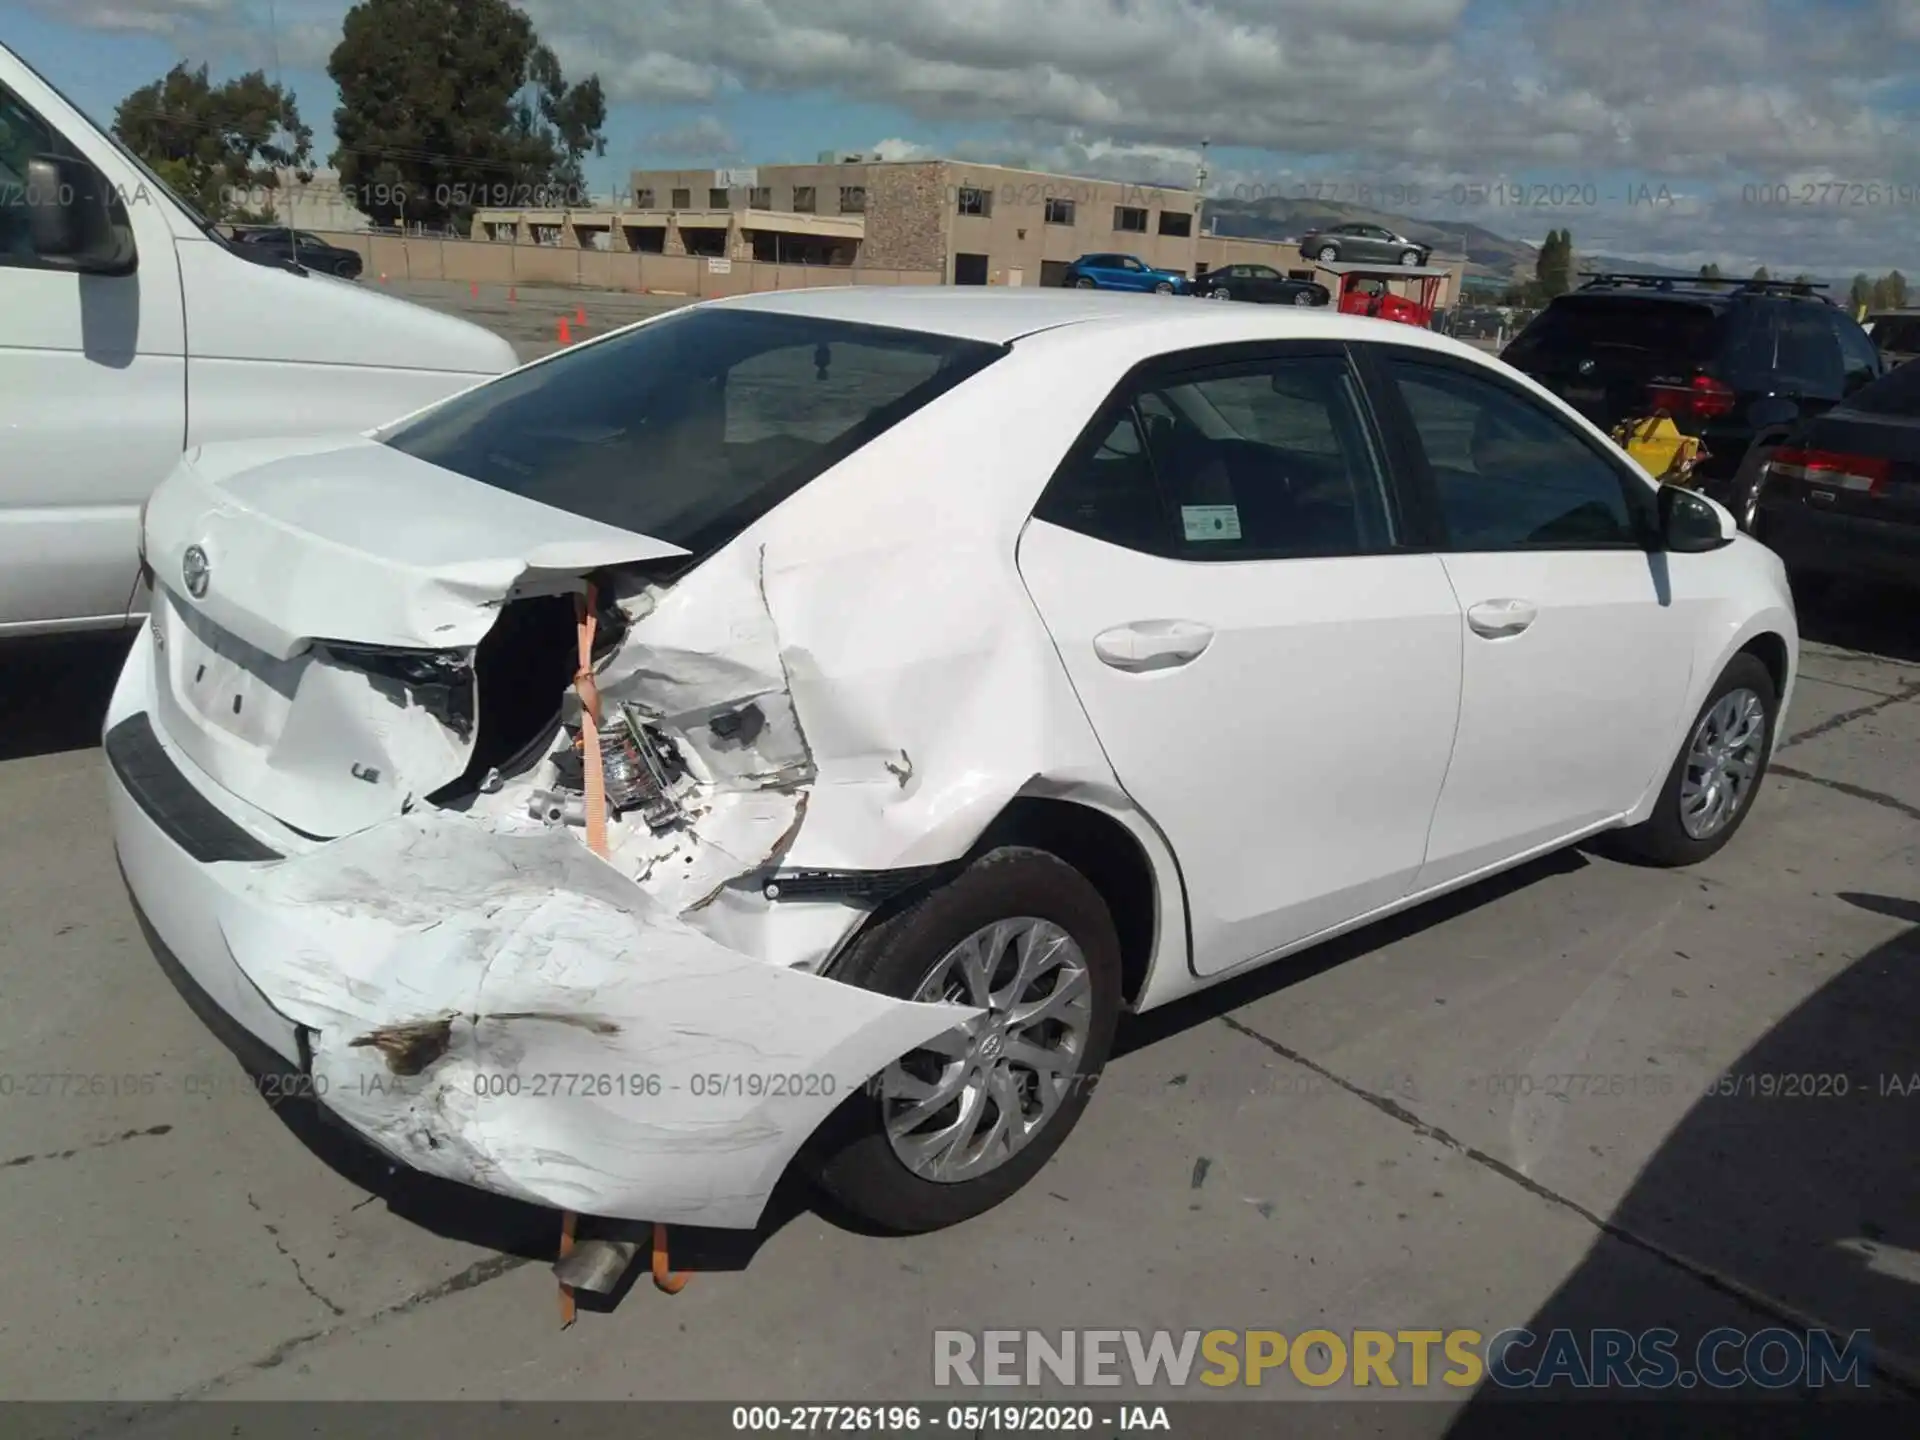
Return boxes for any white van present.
[0,42,519,637]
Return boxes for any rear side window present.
[382,309,1004,559]
[1035,353,1395,560]
[1503,298,1723,367]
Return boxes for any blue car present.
[1061,252,1189,294]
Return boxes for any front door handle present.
[1466,598,1539,639]
[1093,620,1215,672]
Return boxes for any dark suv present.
[1500,274,1883,507]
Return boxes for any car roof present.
[702,285,1467,348]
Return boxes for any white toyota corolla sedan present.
[108,287,1798,1251]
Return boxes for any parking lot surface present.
[0,286,1915,1425]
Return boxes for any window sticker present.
[1182,504,1242,541]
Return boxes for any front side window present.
[1388,359,1648,549]
[382,310,1005,561]
[0,80,85,263]
[1035,353,1396,560]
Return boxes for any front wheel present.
[333,259,360,279]
[1153,280,1174,294]
[1074,276,1097,289]
[1611,654,1778,867]
[805,847,1122,1233]
[1292,289,1315,306]
[1400,249,1423,266]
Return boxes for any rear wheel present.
[1612,654,1778,867]
[806,847,1122,1233]
[1211,286,1233,301]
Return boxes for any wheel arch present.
[821,790,1188,1014]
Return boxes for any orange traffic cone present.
[470,280,479,298]
[508,286,517,303]
[575,305,586,325]
[557,317,571,345]
[378,273,388,284]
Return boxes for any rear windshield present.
[382,307,1005,559]
[1839,354,1920,415]
[1503,297,1723,365]
[1870,315,1920,353]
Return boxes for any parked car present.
[1299,222,1430,267]
[1061,252,1189,294]
[233,226,365,280]
[1193,263,1327,306]
[1861,309,1920,369]
[112,286,1797,1253]
[1499,274,1883,509]
[1746,355,1920,600]
[0,40,517,638]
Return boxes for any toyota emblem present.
[182,544,210,599]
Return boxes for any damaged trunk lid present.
[141,436,687,839]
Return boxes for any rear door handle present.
[1093,620,1215,672]
[1465,598,1539,639]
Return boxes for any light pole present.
[1193,137,1209,276]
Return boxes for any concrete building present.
[257,169,370,232]
[470,155,1463,308]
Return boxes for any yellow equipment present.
[1611,413,1710,486]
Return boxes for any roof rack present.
[1576,271,1831,301]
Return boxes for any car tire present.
[1292,289,1315,306]
[1074,277,1097,289]
[805,846,1123,1234]
[1153,281,1174,294]
[1610,653,1778,868]
[1401,250,1422,266]
[1315,245,1339,262]
[333,259,359,279]
[1211,286,1232,301]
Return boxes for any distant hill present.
[1199,195,1695,287]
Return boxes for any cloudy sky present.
[13,0,1920,275]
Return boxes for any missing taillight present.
[323,643,475,740]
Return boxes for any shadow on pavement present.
[1798,581,1920,667]
[1445,896,1920,1429]
[0,631,133,763]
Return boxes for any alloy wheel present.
[1679,688,1767,840]
[878,918,1093,1184]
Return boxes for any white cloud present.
[641,113,739,158]
[26,0,1920,273]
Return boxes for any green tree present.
[1850,273,1873,311]
[1534,228,1575,298]
[1751,265,1771,282]
[328,0,607,231]
[112,62,312,224]
[1887,270,1910,308]
[1699,262,1723,280]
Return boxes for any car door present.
[1244,266,1279,303]
[0,68,185,633]
[1361,347,1699,889]
[1115,256,1150,292]
[1018,343,1465,976]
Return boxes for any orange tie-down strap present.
[557,586,688,1325]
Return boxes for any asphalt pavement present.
[0,284,1915,1429]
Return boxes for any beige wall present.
[306,230,939,295]
[933,161,1200,284]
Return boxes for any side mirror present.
[24,154,129,272]
[1658,483,1735,552]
